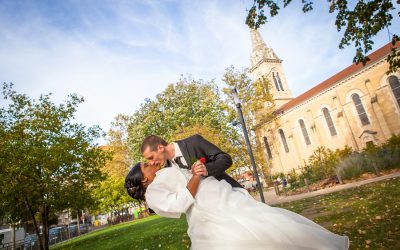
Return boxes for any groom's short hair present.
[141,135,168,153]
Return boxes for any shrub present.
[384,134,400,148]
[377,146,400,170]
[378,134,400,169]
[307,147,338,181]
[285,169,302,189]
[298,163,316,183]
[335,145,353,159]
[360,134,400,173]
[336,153,366,180]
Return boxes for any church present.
[249,29,400,174]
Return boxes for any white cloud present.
[0,0,399,146]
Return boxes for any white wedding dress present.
[145,167,349,250]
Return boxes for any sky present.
[1,0,399,144]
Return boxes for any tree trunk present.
[42,205,49,250]
[77,213,81,236]
[24,197,44,250]
[336,173,343,184]
[373,162,381,176]
[304,178,310,192]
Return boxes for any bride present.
[125,161,349,250]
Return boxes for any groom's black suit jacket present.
[169,134,242,188]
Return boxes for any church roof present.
[276,41,400,113]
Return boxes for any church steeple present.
[249,29,293,108]
[250,29,281,69]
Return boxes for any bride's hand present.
[192,164,207,176]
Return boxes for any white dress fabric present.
[145,167,349,250]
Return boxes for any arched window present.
[272,72,281,91]
[389,75,400,107]
[351,93,370,126]
[276,72,284,91]
[322,108,337,136]
[263,136,273,159]
[299,119,311,145]
[278,129,289,153]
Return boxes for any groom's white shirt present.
[171,142,188,168]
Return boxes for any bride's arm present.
[186,163,207,197]
[144,167,204,219]
[186,175,201,198]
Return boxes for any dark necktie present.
[174,156,187,169]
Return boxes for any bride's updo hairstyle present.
[125,162,146,201]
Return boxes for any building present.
[249,29,400,174]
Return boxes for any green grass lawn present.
[51,215,190,250]
[52,177,400,250]
[277,176,400,249]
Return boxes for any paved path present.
[255,171,400,205]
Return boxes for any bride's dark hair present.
[125,162,146,201]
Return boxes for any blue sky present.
[1,0,399,143]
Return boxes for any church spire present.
[250,29,281,69]
[248,29,293,108]
[250,28,267,53]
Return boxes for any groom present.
[140,134,242,188]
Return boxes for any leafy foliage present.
[222,66,276,129]
[92,115,136,215]
[245,0,400,72]
[336,153,366,180]
[126,77,242,170]
[0,83,110,250]
[307,147,338,180]
[222,66,277,183]
[277,134,399,190]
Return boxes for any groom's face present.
[142,144,166,166]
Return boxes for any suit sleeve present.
[194,135,233,178]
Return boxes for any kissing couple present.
[125,134,349,249]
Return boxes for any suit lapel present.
[177,140,191,167]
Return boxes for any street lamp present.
[231,88,266,203]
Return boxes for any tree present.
[92,115,134,218]
[104,114,132,178]
[127,77,243,171]
[0,83,109,250]
[222,66,277,185]
[172,123,245,175]
[307,147,338,180]
[245,0,400,72]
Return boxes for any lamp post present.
[231,88,266,203]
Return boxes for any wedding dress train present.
[145,167,349,250]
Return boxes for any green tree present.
[222,66,277,185]
[308,146,338,180]
[172,123,245,175]
[0,83,109,250]
[92,115,135,218]
[127,77,243,171]
[245,0,400,72]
